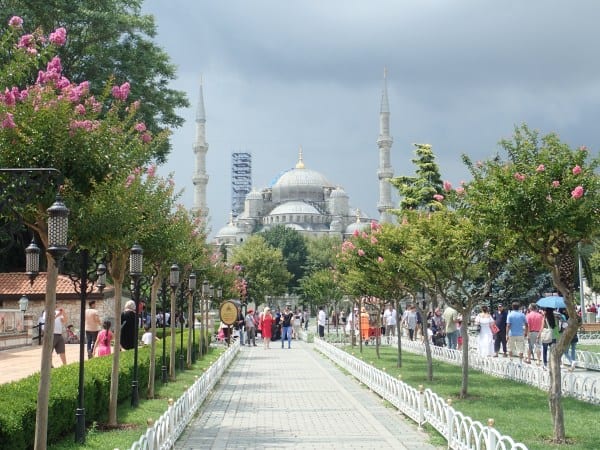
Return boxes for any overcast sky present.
[143,1,600,237]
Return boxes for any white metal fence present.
[396,338,600,405]
[128,340,240,450]
[315,338,528,450]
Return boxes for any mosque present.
[190,71,395,254]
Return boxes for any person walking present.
[245,309,257,346]
[93,320,113,356]
[541,308,559,369]
[85,300,102,359]
[360,306,370,344]
[506,302,527,363]
[402,304,418,341]
[120,300,137,350]
[492,304,508,357]
[525,303,544,364]
[442,305,459,350]
[292,308,302,339]
[53,307,68,366]
[303,309,310,331]
[318,306,326,338]
[383,303,397,343]
[261,307,274,349]
[475,306,495,357]
[281,304,293,348]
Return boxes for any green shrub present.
[0,331,186,449]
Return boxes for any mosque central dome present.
[271,147,333,204]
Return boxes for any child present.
[93,320,112,357]
[141,326,157,345]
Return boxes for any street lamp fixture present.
[46,195,69,261]
[129,243,144,408]
[25,238,40,285]
[19,295,29,312]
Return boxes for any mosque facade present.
[193,71,395,252]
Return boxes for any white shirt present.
[54,310,66,334]
[141,332,154,345]
[318,309,326,326]
[383,308,397,326]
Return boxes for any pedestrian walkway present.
[0,343,82,384]
[175,340,438,450]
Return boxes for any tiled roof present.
[0,272,106,298]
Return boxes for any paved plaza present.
[175,340,438,450]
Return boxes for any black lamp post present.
[66,249,106,442]
[159,278,169,383]
[169,263,180,379]
[129,243,144,408]
[178,286,185,371]
[187,273,197,365]
[198,279,209,359]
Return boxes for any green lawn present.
[49,349,225,450]
[343,346,600,450]
[577,344,600,353]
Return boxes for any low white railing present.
[128,340,240,450]
[397,339,600,405]
[315,338,528,450]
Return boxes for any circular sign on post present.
[219,300,238,326]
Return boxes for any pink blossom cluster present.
[341,240,355,253]
[357,249,365,256]
[146,164,157,177]
[48,27,67,46]
[433,194,444,202]
[1,86,28,106]
[69,119,100,134]
[513,172,526,182]
[370,220,380,232]
[8,16,23,28]
[571,186,584,199]
[1,113,16,129]
[112,82,130,101]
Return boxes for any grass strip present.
[343,346,599,450]
[49,348,225,450]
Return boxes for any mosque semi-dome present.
[269,201,321,216]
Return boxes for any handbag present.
[491,322,500,334]
[540,319,553,344]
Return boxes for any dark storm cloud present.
[143,0,600,235]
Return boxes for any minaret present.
[192,76,209,221]
[376,68,394,223]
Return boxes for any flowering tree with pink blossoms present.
[463,124,600,442]
[0,18,164,449]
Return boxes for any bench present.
[581,322,600,333]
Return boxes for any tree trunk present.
[396,300,402,368]
[460,322,469,398]
[108,253,126,426]
[34,258,58,450]
[548,345,565,442]
[169,289,177,380]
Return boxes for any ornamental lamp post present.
[199,279,209,359]
[159,278,169,383]
[178,286,185,371]
[25,239,41,285]
[187,273,197,365]
[129,243,144,408]
[169,263,180,379]
[68,249,106,443]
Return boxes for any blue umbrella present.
[536,296,566,309]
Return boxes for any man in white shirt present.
[383,304,397,343]
[317,306,326,338]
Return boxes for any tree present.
[463,124,600,442]
[304,234,341,272]
[0,19,161,446]
[230,235,291,307]
[0,0,189,161]
[261,225,308,291]
[298,268,343,313]
[390,143,444,212]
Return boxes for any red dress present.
[262,313,274,339]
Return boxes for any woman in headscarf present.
[120,300,137,350]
